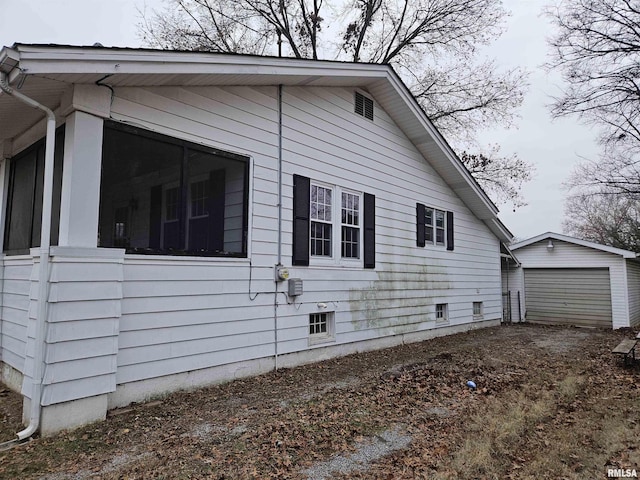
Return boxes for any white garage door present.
[524,268,613,328]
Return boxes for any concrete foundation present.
[109,318,500,409]
[39,394,108,436]
[0,361,23,393]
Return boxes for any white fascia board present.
[481,218,513,244]
[14,45,390,79]
[490,218,514,243]
[511,231,639,258]
[0,47,20,73]
[0,47,21,84]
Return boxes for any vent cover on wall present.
[355,91,374,120]
[288,278,303,296]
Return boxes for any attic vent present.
[355,92,374,120]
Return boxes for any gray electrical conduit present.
[0,71,56,446]
[274,84,283,371]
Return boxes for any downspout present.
[0,72,56,441]
[274,84,283,371]
[506,257,510,323]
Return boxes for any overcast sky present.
[0,0,600,241]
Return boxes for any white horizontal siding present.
[512,239,629,328]
[502,264,524,322]
[102,84,502,395]
[626,260,640,327]
[276,86,501,353]
[119,259,277,384]
[34,248,124,406]
[1,257,33,374]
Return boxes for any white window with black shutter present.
[416,203,454,251]
[293,174,375,268]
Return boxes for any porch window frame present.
[3,126,65,256]
[99,121,250,258]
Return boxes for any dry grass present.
[0,324,639,479]
[438,375,583,479]
[0,385,23,442]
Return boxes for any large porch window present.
[3,128,65,255]
[98,122,249,257]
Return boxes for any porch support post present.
[58,111,104,247]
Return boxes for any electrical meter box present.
[288,278,303,297]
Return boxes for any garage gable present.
[509,232,636,329]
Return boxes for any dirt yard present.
[1,323,639,479]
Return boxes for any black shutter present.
[149,185,162,249]
[208,169,226,252]
[446,211,454,251]
[292,174,310,266]
[416,203,426,247]
[364,193,375,269]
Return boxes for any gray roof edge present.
[3,43,507,240]
[511,231,638,258]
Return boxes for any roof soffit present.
[1,45,509,241]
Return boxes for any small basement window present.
[355,91,374,121]
[473,301,483,318]
[436,303,448,323]
[309,312,335,345]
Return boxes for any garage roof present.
[511,232,638,259]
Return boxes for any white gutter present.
[0,71,56,441]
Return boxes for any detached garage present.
[504,232,640,329]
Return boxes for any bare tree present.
[563,190,640,252]
[547,0,640,148]
[140,0,531,206]
[548,0,640,246]
[460,145,533,208]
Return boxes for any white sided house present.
[504,232,640,329]
[0,44,512,436]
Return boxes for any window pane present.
[190,179,209,218]
[341,226,360,258]
[99,123,249,257]
[310,312,328,335]
[435,210,445,245]
[4,149,36,252]
[165,187,179,221]
[425,209,433,227]
[99,125,182,252]
[310,185,332,222]
[341,192,359,227]
[426,228,434,243]
[4,128,65,254]
[113,206,129,247]
[188,149,247,254]
[311,221,332,256]
[425,208,434,244]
